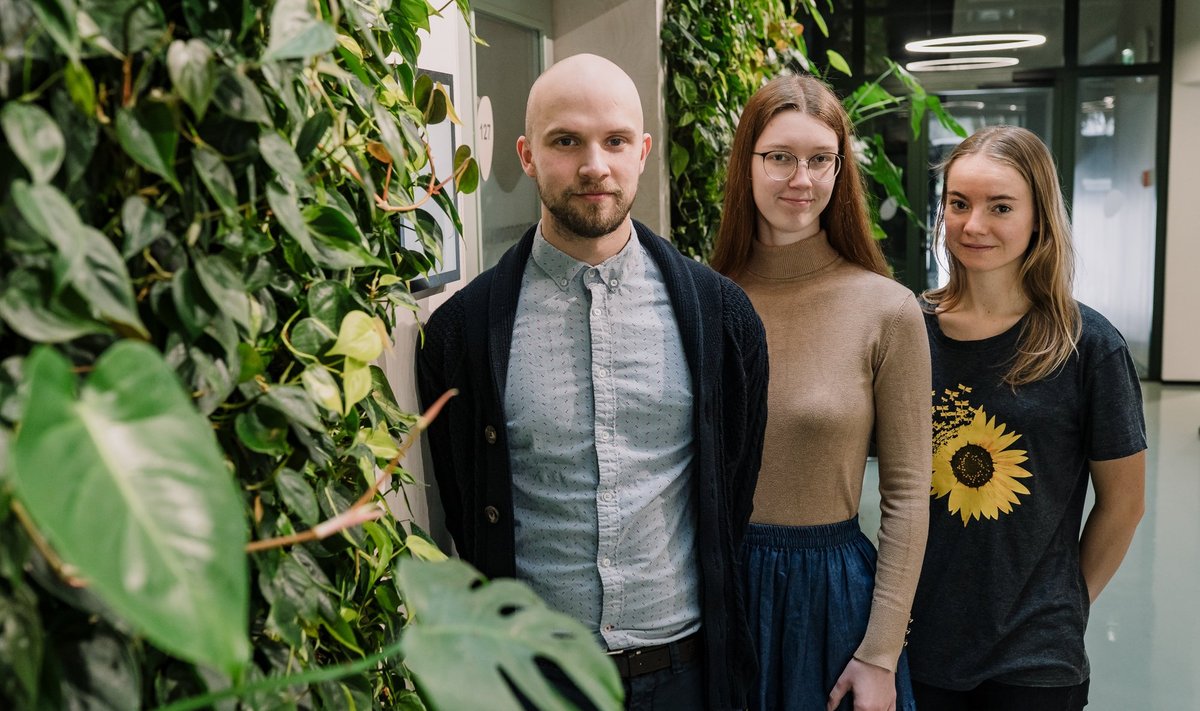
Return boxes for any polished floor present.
[861,382,1200,710]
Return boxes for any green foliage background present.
[662,0,965,260]
[0,1,619,709]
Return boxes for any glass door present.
[475,12,543,270]
[923,88,1055,289]
[1072,75,1158,376]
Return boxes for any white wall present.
[379,9,480,548]
[551,0,670,237]
[1162,0,1200,381]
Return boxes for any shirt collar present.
[531,222,640,293]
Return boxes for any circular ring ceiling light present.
[905,57,1021,72]
[905,33,1047,53]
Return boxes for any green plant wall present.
[663,0,964,260]
[0,1,619,709]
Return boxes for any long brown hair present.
[924,125,1082,386]
[711,74,887,278]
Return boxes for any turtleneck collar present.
[746,230,841,280]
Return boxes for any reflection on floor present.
[861,382,1200,710]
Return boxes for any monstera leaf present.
[9,343,250,675]
[397,559,623,711]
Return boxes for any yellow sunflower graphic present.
[932,406,1032,526]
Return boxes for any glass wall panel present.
[923,88,1054,289]
[475,13,542,269]
[1078,0,1161,65]
[861,0,1065,93]
[1072,76,1158,375]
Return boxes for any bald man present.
[418,54,767,710]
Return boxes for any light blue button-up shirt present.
[505,225,701,649]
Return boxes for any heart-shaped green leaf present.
[403,534,446,562]
[264,0,337,61]
[121,196,169,258]
[261,384,323,431]
[115,103,181,192]
[11,182,147,337]
[258,131,311,196]
[307,279,358,335]
[327,311,384,362]
[194,253,253,335]
[0,269,107,342]
[1,103,65,184]
[360,424,398,460]
[274,468,320,528]
[214,72,272,125]
[63,60,96,118]
[28,0,79,62]
[342,357,371,414]
[289,317,337,358]
[167,39,217,119]
[10,343,250,675]
[235,403,290,455]
[301,365,343,414]
[397,559,622,711]
[193,146,239,217]
[295,110,332,160]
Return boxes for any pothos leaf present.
[342,358,372,415]
[327,311,385,362]
[1,103,65,184]
[115,103,181,192]
[263,0,337,61]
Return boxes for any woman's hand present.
[827,657,897,711]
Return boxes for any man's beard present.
[537,180,632,239]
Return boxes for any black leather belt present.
[606,633,702,679]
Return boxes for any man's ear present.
[638,133,652,173]
[516,135,536,177]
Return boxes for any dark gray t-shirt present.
[909,302,1146,690]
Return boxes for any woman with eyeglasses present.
[907,125,1146,711]
[712,74,930,711]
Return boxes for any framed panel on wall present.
[402,68,462,294]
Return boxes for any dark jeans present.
[912,678,1090,711]
[518,646,705,711]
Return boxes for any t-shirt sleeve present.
[1084,344,1147,462]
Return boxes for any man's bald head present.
[524,54,644,138]
[514,53,652,257]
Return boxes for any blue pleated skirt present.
[741,517,917,711]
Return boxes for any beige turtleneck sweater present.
[736,231,932,672]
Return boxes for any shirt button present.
[603,624,614,632]
[560,278,568,287]
[601,557,612,567]
[609,278,619,287]
[597,367,609,378]
[484,506,500,524]
[602,491,615,502]
[598,431,611,442]
[483,425,497,445]
[591,307,602,317]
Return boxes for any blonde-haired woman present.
[713,74,930,711]
[910,125,1147,710]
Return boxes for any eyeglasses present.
[752,151,843,183]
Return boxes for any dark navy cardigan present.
[416,220,768,710]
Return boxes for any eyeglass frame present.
[751,150,843,183]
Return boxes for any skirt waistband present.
[744,516,862,549]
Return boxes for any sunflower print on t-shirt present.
[931,385,1032,526]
